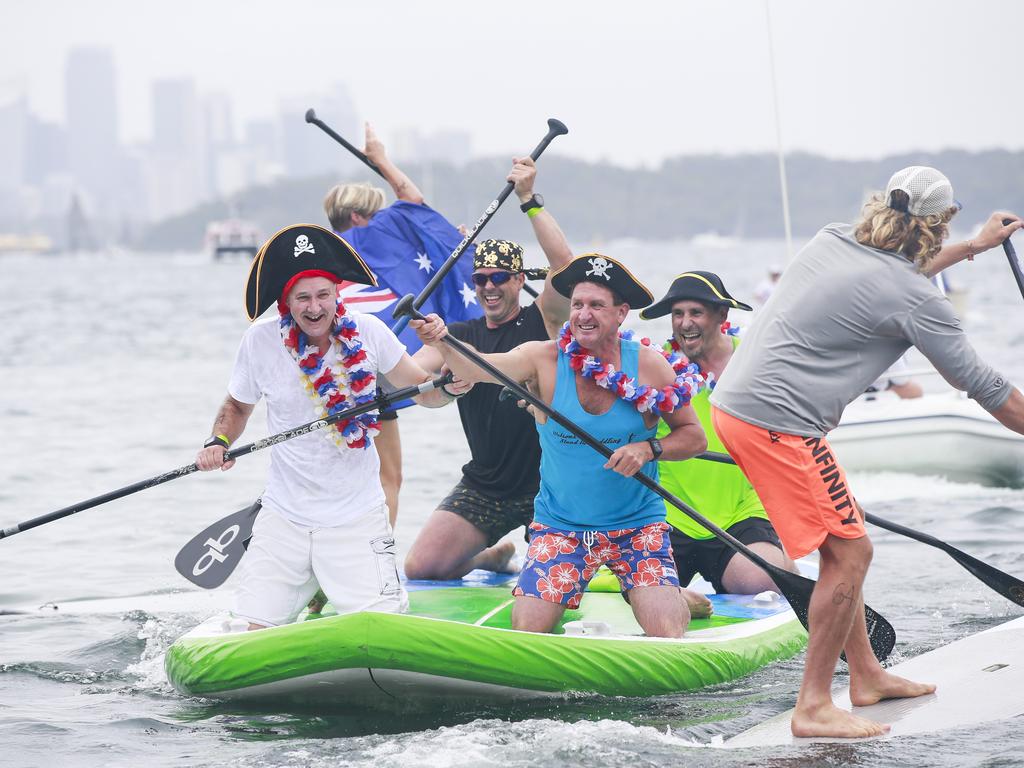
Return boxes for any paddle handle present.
[391,118,568,335]
[1001,222,1024,301]
[305,108,384,178]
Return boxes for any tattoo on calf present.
[831,582,856,606]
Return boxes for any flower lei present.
[279,298,379,450]
[557,323,708,414]
[664,323,741,392]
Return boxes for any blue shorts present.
[512,521,679,609]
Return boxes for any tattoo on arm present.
[831,582,856,606]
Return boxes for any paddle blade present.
[174,501,260,589]
[772,569,896,662]
[952,549,1024,607]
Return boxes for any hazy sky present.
[4,0,1022,166]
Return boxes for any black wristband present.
[203,434,231,450]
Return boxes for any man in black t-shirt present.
[405,157,572,579]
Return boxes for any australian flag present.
[336,200,482,353]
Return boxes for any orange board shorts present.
[711,406,866,559]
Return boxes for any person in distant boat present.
[194,225,465,631]
[323,123,429,528]
[412,254,710,637]
[753,263,783,305]
[402,157,575,581]
[709,165,1024,739]
[639,272,798,597]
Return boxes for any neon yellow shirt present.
[657,339,768,539]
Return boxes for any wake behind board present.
[726,615,1024,747]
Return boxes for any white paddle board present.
[726,615,1024,747]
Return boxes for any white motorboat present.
[831,388,1024,487]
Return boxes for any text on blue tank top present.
[534,337,664,531]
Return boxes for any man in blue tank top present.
[413,254,709,637]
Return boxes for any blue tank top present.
[534,337,664,531]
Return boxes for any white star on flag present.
[460,282,478,308]
[414,251,434,273]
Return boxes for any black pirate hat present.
[244,224,376,320]
[550,253,653,308]
[640,271,752,320]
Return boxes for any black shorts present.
[438,481,535,547]
[670,517,783,594]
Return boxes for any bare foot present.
[682,587,713,618]
[476,541,519,573]
[791,703,890,739]
[850,670,936,706]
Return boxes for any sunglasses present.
[471,271,517,287]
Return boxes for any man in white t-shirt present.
[195,224,461,630]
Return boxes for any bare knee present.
[511,597,564,633]
[820,534,873,576]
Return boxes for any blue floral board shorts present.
[512,521,679,609]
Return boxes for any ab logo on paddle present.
[193,524,241,576]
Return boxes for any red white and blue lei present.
[557,323,708,413]
[279,298,379,450]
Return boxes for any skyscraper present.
[64,47,119,212]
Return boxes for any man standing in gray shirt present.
[710,166,1024,740]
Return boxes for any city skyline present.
[4,0,1023,167]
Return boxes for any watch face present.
[533,193,544,208]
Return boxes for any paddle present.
[306,112,565,316]
[396,298,897,661]
[174,500,260,589]
[389,119,568,334]
[305,108,384,177]
[696,450,1024,607]
[1001,223,1024,300]
[0,374,452,542]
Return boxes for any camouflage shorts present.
[439,482,536,546]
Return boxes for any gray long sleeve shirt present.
[710,224,1012,437]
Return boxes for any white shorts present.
[232,503,408,627]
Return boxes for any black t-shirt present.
[448,303,549,497]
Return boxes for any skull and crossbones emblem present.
[293,234,315,257]
[585,256,613,280]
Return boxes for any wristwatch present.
[203,434,231,450]
[647,437,663,460]
[519,193,544,213]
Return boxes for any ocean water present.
[1,239,1023,767]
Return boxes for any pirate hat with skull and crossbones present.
[550,253,654,308]
[244,223,377,320]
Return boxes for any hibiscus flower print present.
[547,562,580,593]
[631,527,664,553]
[591,540,622,563]
[527,534,559,564]
[537,577,565,603]
[634,557,665,586]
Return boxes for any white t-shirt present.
[228,312,406,527]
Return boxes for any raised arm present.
[923,211,1023,277]
[364,122,425,205]
[508,156,572,335]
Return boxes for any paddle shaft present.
[391,119,568,335]
[696,449,1024,606]
[1001,223,1024,301]
[0,375,450,540]
[305,108,383,178]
